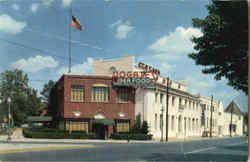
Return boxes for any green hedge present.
[111,133,153,140]
[23,128,96,139]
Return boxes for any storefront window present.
[66,121,88,133]
[116,120,130,132]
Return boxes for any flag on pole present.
[72,15,83,31]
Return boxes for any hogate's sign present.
[112,71,156,87]
[112,62,163,87]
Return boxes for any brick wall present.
[54,74,135,129]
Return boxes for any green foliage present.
[244,112,248,125]
[23,128,96,139]
[141,121,150,135]
[131,114,150,135]
[189,1,248,95]
[41,80,55,104]
[0,69,41,126]
[111,133,153,140]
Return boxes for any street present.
[0,136,247,161]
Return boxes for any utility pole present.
[165,77,169,142]
[7,97,11,141]
[68,3,72,73]
[230,106,233,137]
[160,106,164,142]
[210,95,213,138]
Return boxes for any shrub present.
[23,128,96,139]
[111,133,153,140]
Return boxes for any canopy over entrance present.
[93,119,114,126]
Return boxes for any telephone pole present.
[68,3,72,73]
[210,95,213,138]
[165,77,169,142]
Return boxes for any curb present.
[0,136,245,144]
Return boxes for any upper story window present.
[185,99,187,108]
[179,98,182,106]
[189,101,191,108]
[92,85,109,102]
[155,93,158,103]
[117,87,129,103]
[172,96,175,106]
[219,112,221,116]
[239,116,241,120]
[160,94,164,104]
[71,85,84,102]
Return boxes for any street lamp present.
[7,97,11,141]
[160,106,164,142]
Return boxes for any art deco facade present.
[50,75,135,139]
[93,56,244,140]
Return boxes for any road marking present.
[185,147,216,154]
[226,141,247,146]
[0,144,93,154]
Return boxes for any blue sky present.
[0,0,247,112]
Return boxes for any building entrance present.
[94,123,108,139]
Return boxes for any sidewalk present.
[0,128,244,144]
[0,134,243,144]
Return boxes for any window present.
[117,87,129,103]
[71,85,84,102]
[239,116,241,120]
[92,87,109,102]
[172,96,175,106]
[219,112,221,116]
[185,99,187,108]
[160,94,164,104]
[116,120,129,132]
[160,114,163,129]
[155,114,157,130]
[179,98,182,106]
[189,101,191,109]
[66,121,88,133]
[155,93,158,103]
[171,116,174,131]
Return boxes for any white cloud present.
[148,26,203,60]
[30,3,40,13]
[62,0,72,8]
[159,62,174,74]
[110,20,134,40]
[11,55,59,72]
[11,4,20,10]
[57,57,93,75]
[42,0,55,6]
[0,14,26,34]
[185,76,215,95]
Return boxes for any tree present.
[131,114,142,133]
[189,1,248,95]
[40,80,55,104]
[141,121,150,135]
[0,69,41,126]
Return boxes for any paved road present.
[0,136,247,161]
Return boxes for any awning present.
[26,116,52,122]
[94,119,115,126]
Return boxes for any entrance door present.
[94,124,107,139]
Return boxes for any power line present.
[0,37,83,64]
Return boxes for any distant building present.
[223,101,244,136]
[49,75,135,139]
[92,56,244,139]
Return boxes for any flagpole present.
[68,3,72,73]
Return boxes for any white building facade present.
[93,56,244,140]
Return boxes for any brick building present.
[49,74,135,139]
